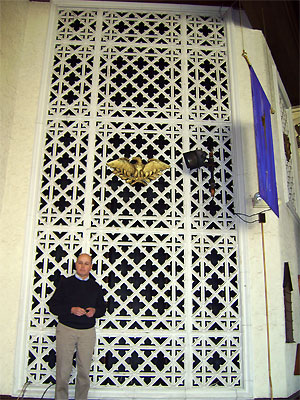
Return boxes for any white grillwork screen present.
[22,4,244,397]
[279,93,296,209]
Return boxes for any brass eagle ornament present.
[107,157,170,185]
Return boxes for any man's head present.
[75,253,92,279]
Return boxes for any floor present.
[0,393,299,400]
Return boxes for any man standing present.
[47,253,106,400]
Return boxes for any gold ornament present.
[107,157,170,185]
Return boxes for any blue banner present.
[250,66,279,217]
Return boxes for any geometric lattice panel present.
[279,92,297,209]
[191,233,239,331]
[98,232,185,331]
[192,335,241,387]
[19,3,245,397]
[92,335,186,387]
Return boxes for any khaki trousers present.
[55,322,96,400]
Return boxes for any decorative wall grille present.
[23,4,244,396]
[279,92,296,209]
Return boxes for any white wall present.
[230,11,300,397]
[0,0,50,395]
[0,0,27,210]
[0,1,299,398]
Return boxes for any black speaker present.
[183,150,207,169]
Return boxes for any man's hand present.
[85,307,96,318]
[71,307,86,316]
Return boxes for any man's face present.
[75,254,92,279]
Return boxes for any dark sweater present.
[47,275,106,329]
